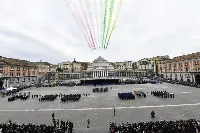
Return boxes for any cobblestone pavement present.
[0,83,200,133]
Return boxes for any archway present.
[187,78,191,83]
[0,80,3,88]
[195,74,200,84]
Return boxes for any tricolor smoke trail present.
[64,0,123,50]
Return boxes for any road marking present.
[179,92,192,94]
[72,90,81,92]
[87,96,97,97]
[162,86,169,88]
[1,103,200,112]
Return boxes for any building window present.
[10,72,13,76]
[17,73,20,76]
[185,62,188,66]
[17,67,20,71]
[195,60,199,65]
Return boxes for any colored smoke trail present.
[66,1,93,49]
[104,0,115,48]
[64,0,123,50]
[85,0,98,49]
[81,0,96,49]
[100,0,104,49]
[102,0,109,49]
[105,0,123,49]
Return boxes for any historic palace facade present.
[162,52,200,83]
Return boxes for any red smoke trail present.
[80,0,96,49]
[66,1,94,49]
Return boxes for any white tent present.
[6,87,17,91]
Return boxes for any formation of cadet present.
[93,87,108,92]
[151,90,175,98]
[118,92,135,100]
[32,93,64,99]
[61,94,81,102]
[39,94,58,101]
[0,119,73,133]
[110,119,200,133]
[118,91,147,100]
[8,95,29,102]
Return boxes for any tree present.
[56,68,63,72]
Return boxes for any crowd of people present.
[61,94,81,102]
[39,94,58,102]
[110,119,200,133]
[0,116,73,133]
[151,90,175,98]
[92,87,109,92]
[8,94,29,102]
[82,93,90,97]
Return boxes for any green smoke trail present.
[104,0,115,49]
[105,0,123,49]
[102,0,109,49]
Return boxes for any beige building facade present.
[0,56,39,77]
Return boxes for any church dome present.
[93,56,107,62]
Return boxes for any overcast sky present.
[0,0,200,64]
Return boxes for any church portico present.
[87,56,114,78]
[93,70,108,78]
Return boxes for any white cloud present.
[0,0,200,64]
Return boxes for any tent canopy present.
[6,87,17,91]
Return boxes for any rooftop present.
[0,56,36,67]
[93,56,107,62]
[163,52,200,64]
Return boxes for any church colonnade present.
[93,71,108,78]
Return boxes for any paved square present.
[0,83,200,133]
